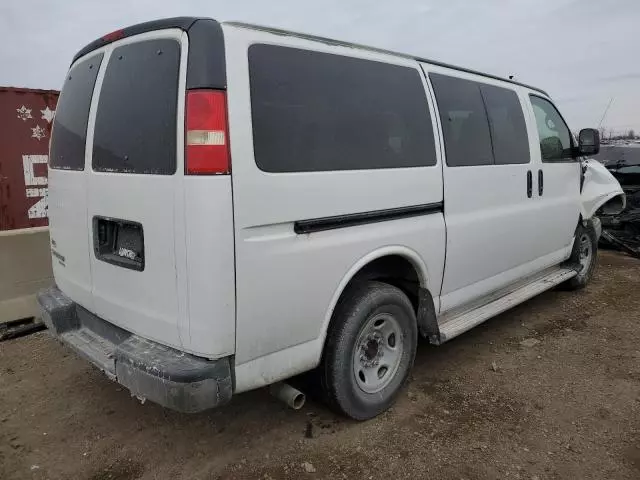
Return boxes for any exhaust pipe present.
[269,382,306,410]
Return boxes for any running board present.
[435,266,577,344]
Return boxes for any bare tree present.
[599,127,608,140]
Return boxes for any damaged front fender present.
[580,159,626,220]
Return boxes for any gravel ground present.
[1,250,639,480]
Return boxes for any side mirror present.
[578,128,600,156]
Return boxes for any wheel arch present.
[315,246,432,365]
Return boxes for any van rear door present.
[86,32,187,350]
[49,53,103,311]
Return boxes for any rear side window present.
[249,44,437,172]
[430,73,493,167]
[480,84,530,165]
[50,54,103,170]
[93,39,180,175]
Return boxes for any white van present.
[39,17,625,420]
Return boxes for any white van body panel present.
[580,159,626,219]
[183,176,236,358]
[521,93,582,258]
[438,246,571,314]
[421,64,579,313]
[224,24,446,384]
[235,337,322,392]
[233,238,444,393]
[48,169,93,311]
[49,49,105,316]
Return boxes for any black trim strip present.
[294,203,443,235]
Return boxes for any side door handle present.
[538,169,544,196]
[527,170,532,198]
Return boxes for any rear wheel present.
[564,221,598,290]
[320,281,417,420]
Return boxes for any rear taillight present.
[185,90,230,175]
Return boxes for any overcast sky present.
[1,0,638,133]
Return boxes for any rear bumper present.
[37,286,233,413]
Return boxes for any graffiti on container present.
[31,125,47,141]
[22,155,48,219]
[16,103,56,220]
[41,106,55,123]
[1,89,58,230]
[16,105,33,121]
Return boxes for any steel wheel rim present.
[578,233,592,274]
[353,313,404,394]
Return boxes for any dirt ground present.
[1,250,640,480]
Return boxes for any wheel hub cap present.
[359,333,383,368]
[353,313,404,394]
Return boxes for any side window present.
[529,96,573,162]
[480,85,530,165]
[248,44,437,172]
[429,73,493,167]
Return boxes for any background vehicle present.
[592,145,640,257]
[38,17,624,420]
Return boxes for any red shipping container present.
[0,87,59,231]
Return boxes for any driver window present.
[530,95,573,161]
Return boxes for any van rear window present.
[50,54,103,170]
[248,45,437,173]
[92,39,180,175]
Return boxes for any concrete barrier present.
[0,227,53,323]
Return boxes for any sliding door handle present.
[527,170,533,198]
[538,169,544,196]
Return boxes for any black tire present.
[320,281,417,420]
[564,220,598,290]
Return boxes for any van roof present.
[73,17,199,63]
[73,16,549,97]
[226,21,549,97]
